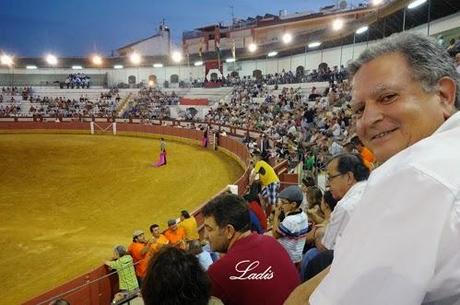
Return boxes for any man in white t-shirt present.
[284,32,459,305]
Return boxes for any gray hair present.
[348,32,459,109]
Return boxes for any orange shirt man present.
[164,219,186,249]
[148,224,170,259]
[128,230,150,280]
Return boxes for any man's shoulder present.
[128,242,143,252]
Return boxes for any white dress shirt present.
[311,111,460,305]
[322,181,367,250]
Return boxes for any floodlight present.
[72,65,83,70]
[408,0,427,9]
[308,42,321,48]
[372,0,384,6]
[248,43,257,53]
[114,65,124,69]
[356,26,369,34]
[171,51,183,63]
[226,58,236,63]
[153,63,163,68]
[92,55,102,65]
[267,51,278,57]
[282,33,293,44]
[0,54,13,66]
[46,54,58,66]
[194,61,203,66]
[26,65,38,70]
[129,53,142,65]
[332,19,344,31]
[148,80,155,87]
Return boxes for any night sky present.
[0,0,338,57]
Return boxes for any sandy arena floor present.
[0,133,243,304]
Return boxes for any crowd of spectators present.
[1,86,33,101]
[27,94,119,118]
[182,64,347,88]
[123,87,179,120]
[62,73,90,89]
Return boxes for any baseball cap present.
[167,219,177,226]
[278,185,303,204]
[132,230,144,239]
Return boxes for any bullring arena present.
[0,127,243,305]
[1,1,460,304]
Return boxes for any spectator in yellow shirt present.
[179,210,200,241]
[250,150,280,213]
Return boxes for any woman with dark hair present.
[142,246,223,305]
[243,181,267,232]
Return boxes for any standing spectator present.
[147,224,169,258]
[203,193,299,305]
[164,219,186,249]
[128,230,150,286]
[104,245,139,304]
[272,186,309,264]
[250,150,280,214]
[142,247,223,305]
[179,210,200,241]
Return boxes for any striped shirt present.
[278,211,309,263]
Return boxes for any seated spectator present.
[321,153,369,251]
[142,246,223,305]
[301,191,338,282]
[164,219,186,249]
[305,186,324,225]
[179,210,200,241]
[188,239,214,271]
[272,186,309,264]
[104,245,139,304]
[243,182,268,232]
[203,193,300,305]
[350,135,375,170]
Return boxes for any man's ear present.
[225,224,236,240]
[346,172,355,186]
[437,77,457,118]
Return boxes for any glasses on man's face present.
[326,173,344,182]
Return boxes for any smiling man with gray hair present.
[284,32,459,305]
